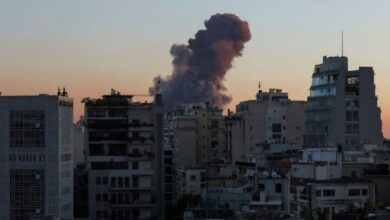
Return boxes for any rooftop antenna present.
[258,81,262,91]
[341,30,344,57]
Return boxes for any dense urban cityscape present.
[1,54,390,220]
[1,2,390,220]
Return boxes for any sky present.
[1,0,390,137]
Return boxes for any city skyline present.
[1,1,390,137]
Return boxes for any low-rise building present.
[176,167,206,197]
[203,187,252,212]
[290,148,375,219]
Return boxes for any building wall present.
[290,181,375,218]
[172,106,227,167]
[85,94,164,220]
[0,95,74,220]
[304,56,383,149]
[231,89,306,165]
[260,177,290,212]
[172,116,197,169]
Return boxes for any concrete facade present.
[229,88,306,165]
[84,91,164,220]
[171,105,228,168]
[304,56,383,149]
[0,93,74,220]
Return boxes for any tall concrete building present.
[171,104,228,168]
[304,56,383,149]
[84,90,164,220]
[229,88,306,165]
[0,91,74,220]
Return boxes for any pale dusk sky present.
[1,1,390,137]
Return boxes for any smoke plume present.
[149,13,251,110]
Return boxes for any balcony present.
[110,185,153,191]
[110,200,154,208]
[128,152,155,160]
[86,119,128,129]
[128,136,155,145]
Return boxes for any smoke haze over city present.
[150,13,251,110]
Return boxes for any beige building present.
[228,88,306,165]
[172,104,228,168]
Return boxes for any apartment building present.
[84,91,164,220]
[304,56,383,149]
[171,104,228,168]
[229,88,306,165]
[290,148,375,219]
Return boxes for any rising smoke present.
[149,13,251,110]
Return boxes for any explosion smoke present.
[150,13,251,110]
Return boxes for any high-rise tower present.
[304,56,383,149]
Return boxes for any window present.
[132,176,139,187]
[347,76,359,85]
[10,110,45,148]
[133,161,139,170]
[346,100,359,109]
[111,177,116,187]
[275,183,282,193]
[102,177,108,185]
[124,193,130,203]
[96,177,101,185]
[10,169,45,220]
[346,111,359,122]
[211,120,219,129]
[258,184,265,191]
[118,177,123,188]
[191,175,196,181]
[323,190,335,197]
[89,144,104,156]
[316,190,321,197]
[118,194,123,204]
[133,209,140,219]
[349,189,360,196]
[96,193,101,202]
[272,124,282,133]
[346,124,359,135]
[103,193,108,202]
[362,189,368,196]
[346,76,360,96]
[133,192,139,201]
[124,177,130,188]
[111,194,116,204]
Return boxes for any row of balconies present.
[86,119,154,130]
[89,135,155,143]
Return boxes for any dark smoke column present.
[150,13,251,110]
